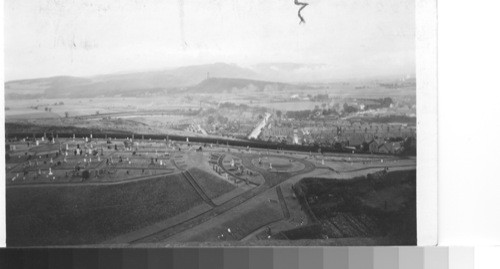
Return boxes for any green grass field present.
[187,168,236,199]
[6,173,204,246]
[187,202,283,242]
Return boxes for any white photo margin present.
[416,0,438,246]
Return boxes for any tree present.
[333,142,343,150]
[361,142,370,152]
[82,170,90,180]
[207,115,215,125]
[217,115,228,124]
[343,103,358,114]
[276,110,282,118]
[381,97,393,107]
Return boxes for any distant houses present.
[256,117,415,154]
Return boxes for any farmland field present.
[4,97,200,118]
[5,111,60,120]
[6,173,205,246]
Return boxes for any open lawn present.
[187,202,283,242]
[6,173,204,246]
[187,168,236,199]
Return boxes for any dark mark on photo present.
[294,0,309,24]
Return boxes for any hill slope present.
[4,63,262,99]
[188,77,306,94]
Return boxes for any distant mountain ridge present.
[4,63,268,99]
[5,62,416,99]
[187,77,303,94]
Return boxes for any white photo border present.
[416,0,438,246]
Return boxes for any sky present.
[4,0,415,81]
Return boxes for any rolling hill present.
[4,63,263,99]
[5,62,415,99]
[187,77,306,94]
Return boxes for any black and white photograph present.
[2,0,421,247]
